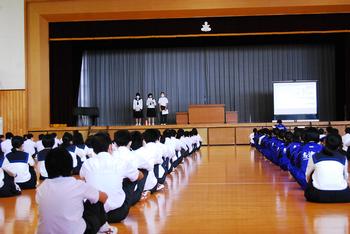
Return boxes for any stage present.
[28,121,350,145]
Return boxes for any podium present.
[188,104,225,124]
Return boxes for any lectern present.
[188,104,225,124]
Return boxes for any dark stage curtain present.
[50,41,83,126]
[77,44,336,125]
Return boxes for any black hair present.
[143,129,159,143]
[191,128,198,136]
[346,127,350,134]
[45,147,73,179]
[130,131,143,150]
[11,136,24,152]
[176,129,185,139]
[277,119,282,124]
[284,131,294,144]
[305,128,319,143]
[0,135,4,139]
[163,129,172,138]
[253,128,258,133]
[322,133,343,156]
[88,132,112,154]
[114,130,131,147]
[51,132,57,138]
[160,91,165,95]
[5,132,14,139]
[61,132,73,148]
[38,134,44,140]
[136,92,141,97]
[42,134,55,148]
[318,128,325,134]
[27,134,34,139]
[148,93,153,98]
[72,131,84,145]
[326,126,333,133]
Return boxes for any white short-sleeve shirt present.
[80,151,139,212]
[36,177,99,234]
[158,97,168,107]
[1,139,12,155]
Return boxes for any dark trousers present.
[83,201,107,234]
[154,164,167,185]
[160,114,167,124]
[17,166,37,190]
[130,169,148,206]
[304,180,350,203]
[0,171,21,197]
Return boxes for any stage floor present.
[1,146,349,233]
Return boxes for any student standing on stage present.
[158,91,169,125]
[133,93,143,126]
[146,93,157,125]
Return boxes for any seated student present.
[113,130,149,205]
[289,128,323,190]
[142,129,166,191]
[1,132,14,155]
[60,132,82,175]
[0,152,21,197]
[274,119,287,132]
[51,133,61,148]
[342,128,350,157]
[36,147,115,234]
[73,130,91,162]
[130,131,153,201]
[4,136,36,189]
[176,129,189,157]
[318,128,326,143]
[305,133,350,203]
[249,128,258,147]
[37,134,55,180]
[191,128,202,151]
[81,132,143,223]
[35,134,45,153]
[23,134,36,158]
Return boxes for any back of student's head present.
[163,129,172,138]
[277,119,282,124]
[325,133,342,151]
[11,136,24,151]
[38,134,44,140]
[345,127,350,134]
[191,128,198,136]
[0,135,4,140]
[176,129,185,139]
[326,126,333,134]
[45,147,73,179]
[26,134,34,140]
[114,130,131,147]
[88,132,112,154]
[72,131,84,145]
[42,134,55,148]
[284,131,294,143]
[130,131,143,150]
[318,128,325,135]
[143,129,159,143]
[305,128,319,143]
[5,132,14,139]
[61,132,73,148]
[253,128,257,133]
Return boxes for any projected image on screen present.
[273,81,318,120]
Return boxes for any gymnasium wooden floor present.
[1,146,349,234]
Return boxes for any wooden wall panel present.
[208,127,236,145]
[0,90,27,135]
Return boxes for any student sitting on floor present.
[0,152,21,197]
[113,130,149,206]
[304,133,350,203]
[36,147,116,234]
[274,119,287,132]
[60,132,82,175]
[23,134,36,158]
[73,130,92,162]
[37,134,55,180]
[289,128,323,190]
[1,132,14,155]
[5,136,36,189]
[81,132,143,223]
[35,134,45,153]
